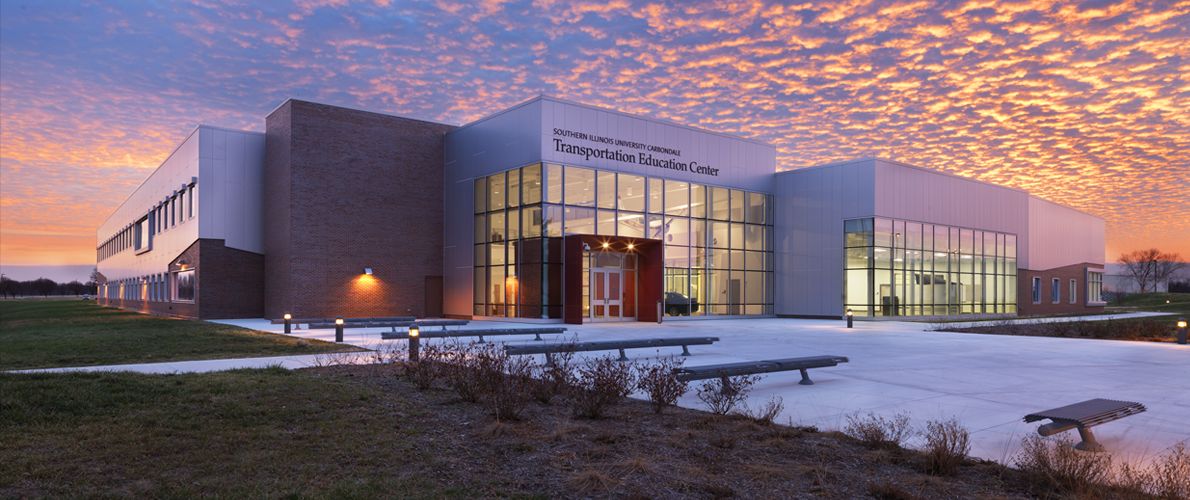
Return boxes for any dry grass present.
[1013,435,1113,496]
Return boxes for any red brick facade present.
[263,100,455,320]
[1017,262,1104,316]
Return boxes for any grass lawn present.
[0,365,1040,498]
[0,300,358,370]
[1107,292,1190,316]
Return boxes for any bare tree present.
[1120,249,1185,293]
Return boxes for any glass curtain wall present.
[475,163,773,319]
[844,217,1016,317]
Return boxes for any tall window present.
[1051,278,1060,303]
[175,270,195,302]
[1088,271,1104,304]
[1069,279,1077,304]
[1032,277,1041,303]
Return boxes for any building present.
[96,97,1106,322]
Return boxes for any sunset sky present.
[1,0,1187,279]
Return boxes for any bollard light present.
[408,325,420,361]
[846,308,854,329]
[283,313,292,334]
[1177,318,1187,345]
[335,317,344,343]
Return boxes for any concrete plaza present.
[208,313,1188,467]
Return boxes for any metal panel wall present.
[1026,196,1105,270]
[773,160,876,317]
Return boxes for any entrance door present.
[590,268,624,321]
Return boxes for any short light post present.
[283,313,292,334]
[846,308,854,329]
[408,325,420,362]
[1177,318,1187,345]
[334,317,344,343]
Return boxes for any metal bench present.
[282,316,413,325]
[309,318,461,329]
[1024,398,1147,452]
[674,355,849,387]
[382,327,566,342]
[505,337,719,361]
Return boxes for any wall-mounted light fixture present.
[363,267,374,276]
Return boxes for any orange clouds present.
[0,0,1187,266]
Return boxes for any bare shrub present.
[567,356,635,419]
[744,396,785,425]
[695,375,759,415]
[635,357,688,413]
[1013,435,1112,496]
[844,412,912,449]
[472,343,536,421]
[567,468,617,493]
[921,418,970,476]
[440,341,483,402]
[403,344,441,390]
[529,348,576,404]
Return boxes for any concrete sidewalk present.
[10,351,375,375]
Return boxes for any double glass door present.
[591,268,623,320]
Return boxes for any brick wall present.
[264,100,456,319]
[1017,262,1104,316]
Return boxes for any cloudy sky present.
[1,0,1187,276]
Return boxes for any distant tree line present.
[0,275,97,298]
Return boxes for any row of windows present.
[845,217,1019,317]
[99,269,195,303]
[98,182,196,261]
[1031,271,1103,305]
[476,164,769,224]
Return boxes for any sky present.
[1,0,1187,281]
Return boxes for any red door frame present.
[562,235,662,324]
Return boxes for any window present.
[187,185,195,219]
[1070,279,1077,304]
[1088,270,1104,304]
[1051,278,1060,303]
[174,269,195,302]
[134,216,151,253]
[1032,277,1041,303]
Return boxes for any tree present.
[0,276,17,298]
[30,278,57,297]
[1119,248,1186,293]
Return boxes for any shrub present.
[567,356,635,419]
[866,481,917,500]
[844,411,912,449]
[403,344,441,390]
[440,341,482,402]
[695,375,759,415]
[635,357,688,413]
[472,343,536,421]
[1013,435,1112,496]
[921,418,970,476]
[746,396,784,425]
[530,348,576,404]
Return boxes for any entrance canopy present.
[563,235,661,324]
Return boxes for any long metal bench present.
[674,355,849,387]
[505,337,719,361]
[382,327,566,342]
[277,316,413,325]
[1024,398,1146,452]
[309,319,465,329]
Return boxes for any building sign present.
[551,128,720,177]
